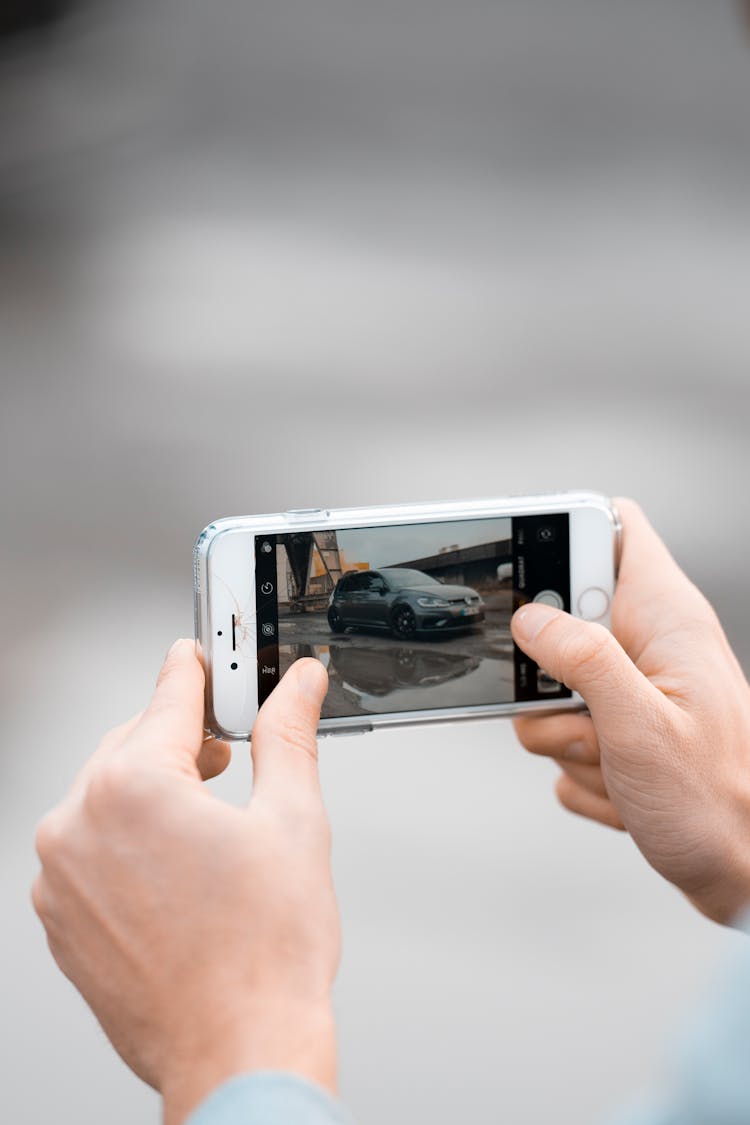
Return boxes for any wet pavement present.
[278,593,515,715]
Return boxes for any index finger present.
[614,498,699,603]
[513,711,600,764]
[125,639,207,773]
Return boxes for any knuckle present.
[34,810,65,866]
[518,729,548,756]
[85,761,123,808]
[45,934,71,980]
[31,873,49,921]
[558,622,614,683]
[277,718,319,763]
[511,721,530,750]
[142,693,173,726]
[555,772,576,809]
[86,757,149,813]
[511,717,535,748]
[283,736,319,769]
[694,592,723,634]
[197,739,231,781]
[155,652,178,690]
[97,715,137,752]
[615,496,640,520]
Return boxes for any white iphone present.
[194,492,620,740]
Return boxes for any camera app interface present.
[255,514,570,717]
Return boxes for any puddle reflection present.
[281,641,514,716]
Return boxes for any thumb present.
[511,604,666,731]
[250,658,328,804]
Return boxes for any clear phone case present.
[194,491,621,740]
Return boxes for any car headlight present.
[417,596,452,608]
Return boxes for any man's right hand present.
[511,499,750,926]
[33,645,339,1125]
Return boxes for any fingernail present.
[561,740,588,762]
[512,603,560,643]
[296,658,327,702]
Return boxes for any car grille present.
[447,595,480,605]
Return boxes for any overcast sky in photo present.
[336,517,512,569]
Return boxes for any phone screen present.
[254,513,571,719]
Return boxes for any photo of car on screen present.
[327,568,485,639]
[254,513,572,716]
[254,514,568,718]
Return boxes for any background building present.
[391,538,512,590]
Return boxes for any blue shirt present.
[607,918,750,1125]
[186,1072,354,1125]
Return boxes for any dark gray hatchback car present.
[327,567,485,639]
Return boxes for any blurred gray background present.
[3,0,750,1122]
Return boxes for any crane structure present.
[283,530,345,613]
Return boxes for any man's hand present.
[511,499,750,926]
[32,643,338,1125]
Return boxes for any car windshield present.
[380,568,441,588]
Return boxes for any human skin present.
[32,644,339,1125]
[33,502,750,1125]
[511,498,750,925]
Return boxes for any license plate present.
[462,606,478,616]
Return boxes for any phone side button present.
[284,508,329,519]
[321,724,374,737]
[577,587,610,621]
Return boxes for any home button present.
[577,587,610,621]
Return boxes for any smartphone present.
[194,492,620,740]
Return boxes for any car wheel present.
[391,604,418,639]
[328,607,346,633]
